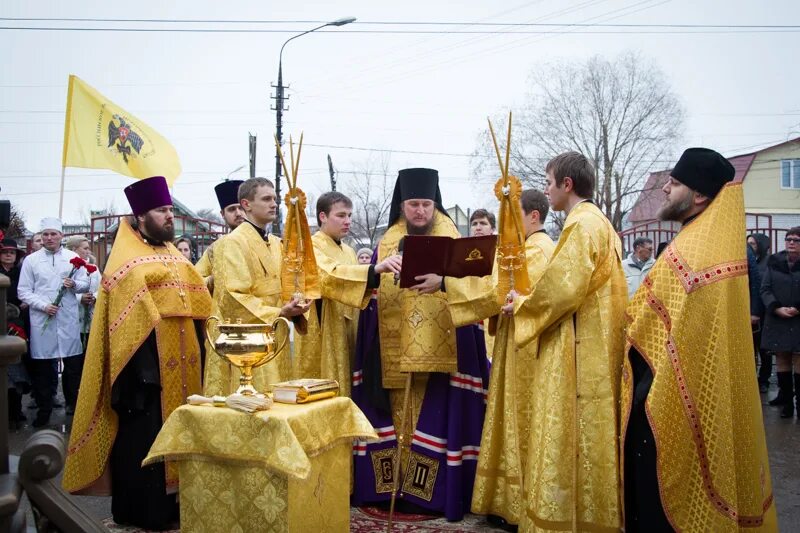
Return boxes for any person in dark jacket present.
[748,232,773,390]
[1,238,29,428]
[761,226,800,418]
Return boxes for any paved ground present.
[9,381,800,531]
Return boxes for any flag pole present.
[60,75,75,220]
[58,166,66,219]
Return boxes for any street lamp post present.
[272,16,356,236]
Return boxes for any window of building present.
[781,159,800,189]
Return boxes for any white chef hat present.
[39,217,63,233]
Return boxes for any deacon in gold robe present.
[622,148,777,532]
[468,208,498,360]
[63,176,212,531]
[293,191,401,396]
[449,190,555,528]
[194,179,245,286]
[352,168,490,521]
[203,177,311,396]
[507,152,628,532]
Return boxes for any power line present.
[1,26,797,34]
[1,17,796,29]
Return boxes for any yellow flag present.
[62,75,181,185]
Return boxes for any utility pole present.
[271,17,356,237]
[248,133,257,178]
[327,154,336,191]
[270,74,288,236]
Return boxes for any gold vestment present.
[621,183,777,531]
[377,212,475,451]
[514,201,627,532]
[450,231,555,525]
[63,218,211,493]
[203,222,291,395]
[293,231,370,396]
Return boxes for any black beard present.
[142,215,175,244]
[656,195,693,222]
[406,218,434,236]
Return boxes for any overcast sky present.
[1,0,798,230]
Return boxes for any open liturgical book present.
[272,379,340,404]
[398,234,497,289]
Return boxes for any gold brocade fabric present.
[144,398,372,533]
[203,222,291,396]
[281,188,321,302]
[513,201,628,533]
[494,175,532,304]
[177,442,351,533]
[63,218,212,494]
[471,231,555,525]
[377,212,460,388]
[293,231,370,396]
[143,398,376,478]
[194,240,214,279]
[621,183,777,532]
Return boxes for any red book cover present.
[399,234,497,288]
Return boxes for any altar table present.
[143,397,376,533]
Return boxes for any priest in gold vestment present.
[351,168,490,521]
[194,179,245,286]
[293,191,401,396]
[622,148,777,532]
[203,177,311,395]
[63,176,212,531]
[449,190,555,528]
[507,152,627,532]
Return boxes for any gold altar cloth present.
[143,398,376,532]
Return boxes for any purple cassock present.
[351,259,491,522]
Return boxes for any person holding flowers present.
[18,217,89,427]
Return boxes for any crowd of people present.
[5,224,100,429]
[4,145,794,532]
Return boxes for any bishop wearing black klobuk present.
[351,168,491,520]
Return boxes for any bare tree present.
[5,203,27,240]
[474,51,684,231]
[195,207,223,225]
[344,153,394,249]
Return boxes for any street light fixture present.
[226,165,246,181]
[272,16,356,235]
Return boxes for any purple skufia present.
[124,176,172,215]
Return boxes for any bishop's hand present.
[410,273,443,295]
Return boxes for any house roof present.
[628,170,669,225]
[628,137,798,225]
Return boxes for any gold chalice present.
[205,316,291,396]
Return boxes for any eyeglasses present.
[786,238,800,243]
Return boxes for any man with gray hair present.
[622,236,655,298]
[18,217,88,426]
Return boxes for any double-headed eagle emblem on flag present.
[108,114,144,164]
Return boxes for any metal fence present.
[619,213,791,256]
[62,214,228,269]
